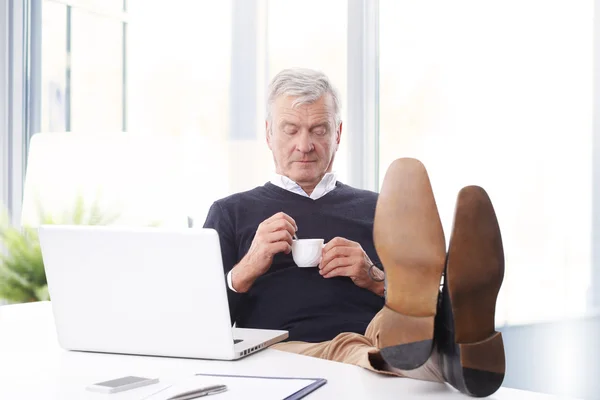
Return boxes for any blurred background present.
[1,0,598,397]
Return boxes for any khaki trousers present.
[271,307,444,382]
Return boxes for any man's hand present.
[319,237,385,296]
[231,212,297,293]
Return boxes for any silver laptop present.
[38,225,288,360]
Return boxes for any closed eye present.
[311,126,327,136]
[281,122,298,135]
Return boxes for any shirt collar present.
[270,172,337,200]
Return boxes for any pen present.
[166,384,228,400]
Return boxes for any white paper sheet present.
[143,374,322,400]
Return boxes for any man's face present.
[266,94,342,189]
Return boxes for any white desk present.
[0,302,571,399]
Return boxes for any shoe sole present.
[440,186,505,397]
[373,158,446,370]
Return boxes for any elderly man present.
[203,68,505,397]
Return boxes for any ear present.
[335,121,343,148]
[266,120,272,150]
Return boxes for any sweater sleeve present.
[202,201,245,325]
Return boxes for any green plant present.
[0,195,121,304]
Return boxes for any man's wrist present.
[231,259,259,293]
[366,262,385,297]
[231,264,250,293]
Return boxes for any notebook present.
[142,373,327,400]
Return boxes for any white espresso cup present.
[291,239,325,268]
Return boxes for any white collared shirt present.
[270,172,338,200]
[227,172,338,292]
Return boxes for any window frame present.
[591,0,600,311]
[346,0,379,192]
[2,0,128,226]
[35,0,128,134]
[1,0,28,227]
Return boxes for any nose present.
[295,131,314,153]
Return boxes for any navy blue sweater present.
[203,182,385,343]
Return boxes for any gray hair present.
[266,68,342,131]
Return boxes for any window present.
[124,0,350,223]
[35,0,352,227]
[70,7,124,131]
[126,0,231,140]
[266,0,349,184]
[379,0,594,325]
[10,0,598,320]
[40,1,67,132]
[40,0,126,133]
[125,0,234,224]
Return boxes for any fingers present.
[321,237,362,272]
[267,230,293,245]
[266,212,297,232]
[257,213,297,239]
[272,240,292,255]
[322,236,357,254]
[242,213,297,280]
[320,255,359,276]
[320,237,369,282]
[279,212,298,231]
[322,265,356,279]
[320,246,354,269]
[266,219,296,237]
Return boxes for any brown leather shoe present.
[436,186,505,397]
[373,158,446,370]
